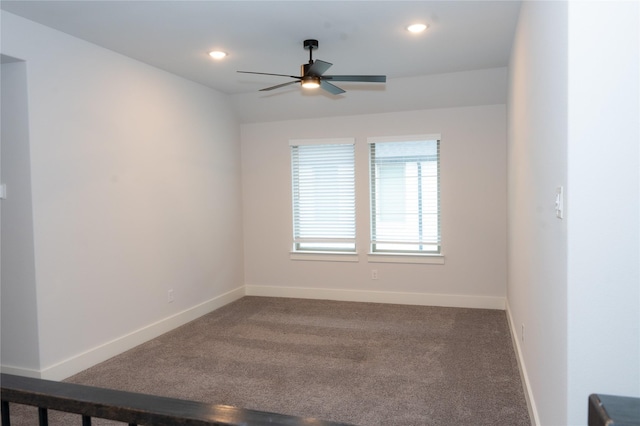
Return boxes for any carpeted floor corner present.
[8,297,531,425]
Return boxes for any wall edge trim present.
[506,300,541,426]
[0,365,42,379]
[245,285,505,310]
[34,286,245,381]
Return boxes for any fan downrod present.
[304,39,319,64]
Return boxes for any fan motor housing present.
[301,63,313,76]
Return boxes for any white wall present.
[566,1,640,423]
[0,12,244,379]
[242,105,507,308]
[507,2,569,424]
[508,1,640,425]
[231,67,508,124]
[1,57,41,375]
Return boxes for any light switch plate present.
[555,186,564,219]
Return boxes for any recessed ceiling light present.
[407,23,428,33]
[208,50,227,60]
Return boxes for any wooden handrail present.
[1,373,353,426]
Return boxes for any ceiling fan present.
[237,39,386,95]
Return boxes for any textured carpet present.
[6,297,530,425]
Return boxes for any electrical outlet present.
[371,270,378,280]
[168,289,174,303]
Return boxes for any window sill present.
[367,253,445,264]
[290,251,360,262]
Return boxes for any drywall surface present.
[231,67,508,123]
[507,2,569,424]
[241,105,507,307]
[508,1,640,425]
[566,1,640,423]
[1,58,41,375]
[1,12,244,378]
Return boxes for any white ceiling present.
[1,1,521,96]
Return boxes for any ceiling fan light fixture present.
[208,50,227,60]
[407,23,428,33]
[237,39,385,95]
[301,76,321,89]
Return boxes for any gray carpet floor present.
[6,297,530,425]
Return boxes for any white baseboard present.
[505,301,540,426]
[24,286,244,381]
[3,286,504,382]
[245,285,506,310]
[0,365,42,378]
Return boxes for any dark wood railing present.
[1,373,353,426]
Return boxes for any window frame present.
[367,134,442,260]
[289,138,357,259]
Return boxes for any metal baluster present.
[82,415,91,426]
[37,407,48,426]
[1,401,10,426]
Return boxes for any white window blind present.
[290,138,356,252]
[369,135,440,254]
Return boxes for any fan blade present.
[259,80,299,91]
[323,75,387,83]
[320,80,345,95]
[237,71,301,79]
[306,59,333,76]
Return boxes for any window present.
[369,135,440,254]
[290,138,356,253]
